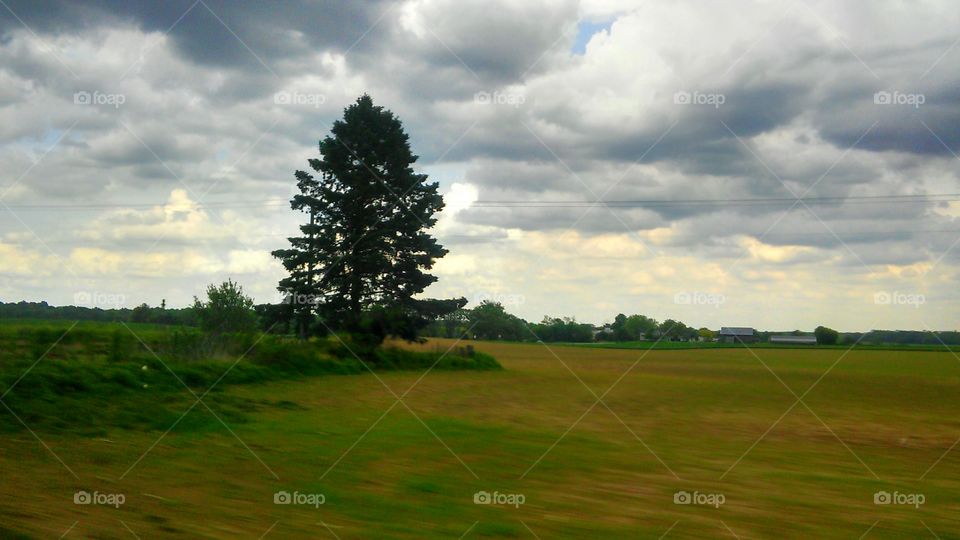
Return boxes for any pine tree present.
[273,95,463,341]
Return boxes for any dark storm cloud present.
[0,0,391,71]
[405,0,578,82]
[0,0,958,272]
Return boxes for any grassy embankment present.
[0,320,499,435]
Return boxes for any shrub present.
[0,321,501,434]
[815,326,839,345]
[193,280,258,335]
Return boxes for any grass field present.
[570,340,960,352]
[1,336,959,538]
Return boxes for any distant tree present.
[532,316,593,343]
[254,302,294,334]
[624,314,658,340]
[610,313,630,341]
[659,319,696,341]
[193,280,257,335]
[698,327,716,341]
[430,307,469,338]
[814,325,839,345]
[130,303,151,324]
[467,301,525,341]
[272,95,458,342]
[658,319,681,340]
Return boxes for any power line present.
[469,193,960,207]
[23,229,960,247]
[1,193,959,211]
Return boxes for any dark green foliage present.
[130,303,152,323]
[0,300,195,326]
[108,328,133,362]
[530,316,593,343]
[814,325,840,345]
[629,315,660,340]
[421,307,470,338]
[658,319,698,341]
[429,303,702,344]
[356,298,469,349]
[0,320,501,434]
[192,279,258,335]
[254,302,295,334]
[850,329,960,345]
[272,95,460,341]
[466,301,526,340]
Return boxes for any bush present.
[0,321,501,434]
[193,280,258,335]
[815,326,839,345]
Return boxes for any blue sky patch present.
[572,19,614,55]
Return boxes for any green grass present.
[0,333,958,538]
[0,321,499,435]
[570,339,960,352]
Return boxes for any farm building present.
[770,335,817,345]
[718,327,757,343]
[592,326,614,339]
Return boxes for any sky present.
[0,0,958,332]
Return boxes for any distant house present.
[592,326,614,339]
[718,327,757,343]
[770,334,817,345]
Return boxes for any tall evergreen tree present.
[273,95,463,341]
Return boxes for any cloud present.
[0,0,957,330]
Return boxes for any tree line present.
[4,300,960,346]
[419,301,960,345]
[423,301,712,343]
